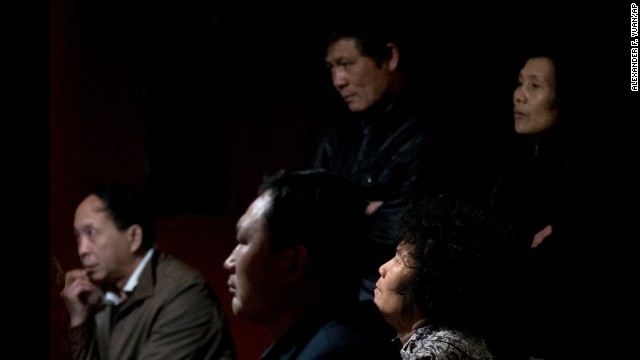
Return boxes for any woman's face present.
[374,243,415,331]
[513,57,559,135]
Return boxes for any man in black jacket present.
[310,14,459,300]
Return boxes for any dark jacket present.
[309,97,458,284]
[485,132,596,359]
[261,300,400,360]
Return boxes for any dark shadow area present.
[50,3,634,359]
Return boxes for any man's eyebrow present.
[78,224,94,232]
[327,55,348,63]
[236,221,251,238]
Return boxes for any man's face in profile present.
[325,37,393,112]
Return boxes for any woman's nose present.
[513,86,525,104]
[378,262,387,276]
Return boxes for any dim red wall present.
[50,4,627,359]
[49,3,319,359]
[49,0,148,357]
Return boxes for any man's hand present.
[60,269,101,327]
[365,201,384,215]
[532,225,553,248]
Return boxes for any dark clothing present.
[483,133,598,359]
[489,134,582,240]
[309,97,459,298]
[260,300,400,360]
[68,249,236,360]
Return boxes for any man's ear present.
[387,43,400,72]
[127,224,143,253]
[281,245,309,283]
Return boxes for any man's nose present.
[332,69,348,89]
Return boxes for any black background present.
[44,4,636,358]
[64,3,633,216]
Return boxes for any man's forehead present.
[326,38,360,58]
[250,191,272,216]
[237,192,272,230]
[74,198,110,229]
[76,195,107,215]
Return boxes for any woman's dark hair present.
[394,193,520,334]
[516,42,591,140]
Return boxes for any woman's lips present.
[513,110,526,120]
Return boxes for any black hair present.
[84,182,155,250]
[394,193,521,335]
[258,169,369,299]
[515,41,592,141]
[324,12,413,72]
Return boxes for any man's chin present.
[231,298,243,316]
[88,271,106,284]
[348,105,366,112]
